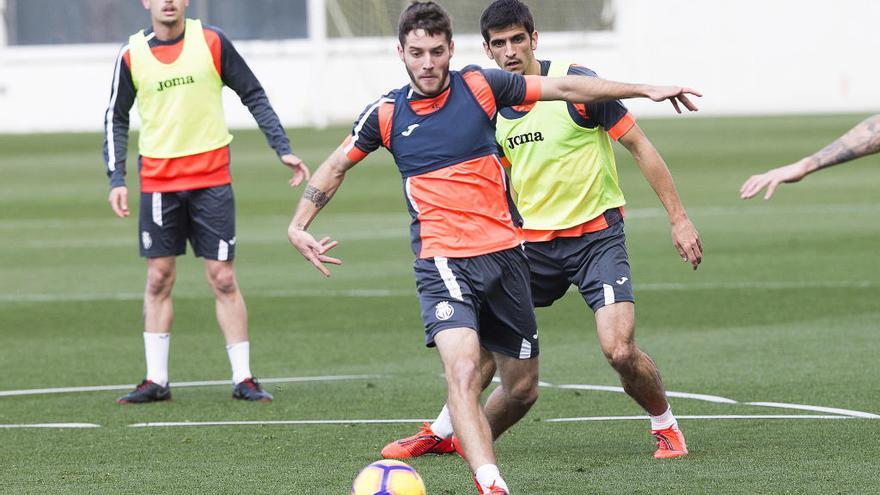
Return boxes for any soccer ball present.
[351,460,426,495]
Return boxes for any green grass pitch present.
[1,114,878,494]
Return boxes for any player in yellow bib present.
[382,0,702,461]
[104,0,309,404]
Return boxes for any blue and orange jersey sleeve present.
[567,64,635,140]
[460,65,541,117]
[343,93,396,162]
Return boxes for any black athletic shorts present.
[413,247,539,359]
[138,184,236,260]
[525,220,634,312]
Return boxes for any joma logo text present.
[507,131,544,150]
[156,75,196,92]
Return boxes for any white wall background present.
[0,0,878,134]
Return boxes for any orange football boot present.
[652,424,688,458]
[381,422,455,459]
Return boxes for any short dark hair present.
[479,0,535,42]
[398,1,453,46]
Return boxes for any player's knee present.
[606,343,639,372]
[146,266,175,296]
[508,379,539,409]
[207,267,238,295]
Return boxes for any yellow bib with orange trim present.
[496,60,625,230]
[129,19,232,158]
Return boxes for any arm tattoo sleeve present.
[810,115,880,171]
[303,185,331,208]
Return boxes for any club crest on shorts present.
[435,301,454,321]
[141,231,153,250]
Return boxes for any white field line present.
[0,375,381,398]
[129,414,864,428]
[554,384,738,404]
[129,419,430,428]
[546,415,855,423]
[0,423,101,428]
[4,375,878,421]
[2,280,876,304]
[748,402,880,419]
[547,382,879,418]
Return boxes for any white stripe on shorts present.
[218,240,229,261]
[434,257,463,301]
[151,193,163,227]
[603,283,615,306]
[519,338,532,359]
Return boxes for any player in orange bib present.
[382,0,699,461]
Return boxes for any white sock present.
[650,405,678,430]
[430,404,455,438]
[143,332,170,387]
[475,464,509,493]
[226,341,252,385]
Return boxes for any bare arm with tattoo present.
[287,145,358,276]
[740,114,880,200]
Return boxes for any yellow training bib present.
[129,18,233,158]
[496,61,625,230]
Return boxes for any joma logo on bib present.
[156,75,196,92]
[506,131,545,150]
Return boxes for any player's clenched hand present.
[109,186,129,218]
[287,229,342,277]
[645,86,702,113]
[739,161,809,200]
[671,217,702,270]
[281,154,311,187]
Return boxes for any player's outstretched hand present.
[281,154,311,187]
[740,161,809,200]
[671,217,702,270]
[645,86,702,113]
[109,186,129,218]
[287,228,342,277]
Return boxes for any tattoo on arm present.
[303,185,331,208]
[811,115,880,171]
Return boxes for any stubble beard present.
[406,66,450,98]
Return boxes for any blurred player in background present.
[383,0,699,462]
[741,114,880,199]
[287,2,698,492]
[103,0,309,404]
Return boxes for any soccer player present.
[382,0,700,460]
[740,114,880,200]
[104,0,309,404]
[287,2,697,492]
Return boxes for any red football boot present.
[652,424,688,458]
[381,422,455,459]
